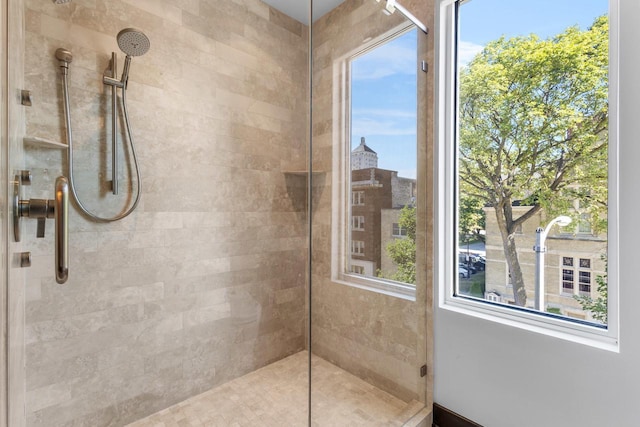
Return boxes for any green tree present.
[380,205,416,284]
[574,255,608,324]
[459,16,609,306]
[459,194,486,244]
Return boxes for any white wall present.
[433,0,640,425]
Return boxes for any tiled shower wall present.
[20,0,308,425]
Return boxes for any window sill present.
[441,294,618,352]
[334,273,416,301]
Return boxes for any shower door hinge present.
[420,364,427,377]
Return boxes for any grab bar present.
[55,176,69,284]
[13,173,70,283]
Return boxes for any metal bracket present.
[21,89,32,106]
[420,364,427,377]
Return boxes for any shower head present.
[55,48,73,75]
[55,48,73,63]
[116,28,150,88]
[117,28,150,57]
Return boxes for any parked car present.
[459,266,471,279]
[459,263,477,274]
[473,259,486,271]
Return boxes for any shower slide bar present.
[55,28,150,222]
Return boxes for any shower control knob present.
[18,198,55,238]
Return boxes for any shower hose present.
[60,70,142,222]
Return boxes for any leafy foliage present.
[459,16,609,306]
[380,206,416,284]
[574,255,608,324]
[459,194,486,243]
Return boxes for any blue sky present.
[351,28,418,179]
[459,0,608,64]
[350,0,607,178]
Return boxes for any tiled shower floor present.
[126,351,425,427]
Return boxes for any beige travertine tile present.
[23,0,308,425]
[127,351,423,427]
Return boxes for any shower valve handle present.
[18,198,55,238]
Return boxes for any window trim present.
[352,215,365,231]
[331,21,420,302]
[435,0,619,351]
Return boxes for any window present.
[560,256,593,297]
[578,213,593,234]
[351,240,364,256]
[579,271,592,296]
[486,292,501,302]
[562,269,575,294]
[333,20,420,300]
[392,223,407,237]
[350,265,365,274]
[438,0,617,345]
[352,191,365,206]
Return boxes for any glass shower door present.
[309,0,433,424]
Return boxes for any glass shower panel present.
[16,0,311,425]
[310,0,432,424]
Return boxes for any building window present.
[352,191,365,206]
[352,215,365,230]
[560,257,592,297]
[351,240,364,256]
[578,213,593,234]
[440,0,616,338]
[486,292,501,302]
[579,271,592,295]
[562,269,575,294]
[392,223,407,237]
[350,265,365,274]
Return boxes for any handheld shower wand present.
[57,28,150,222]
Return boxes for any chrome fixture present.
[374,0,428,34]
[13,174,69,283]
[56,27,149,222]
[52,0,72,3]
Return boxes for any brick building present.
[349,139,416,277]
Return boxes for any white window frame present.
[331,22,419,302]
[392,222,407,237]
[352,190,365,206]
[352,215,365,231]
[351,240,365,256]
[435,0,619,351]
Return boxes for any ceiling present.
[261,0,347,25]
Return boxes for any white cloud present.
[352,108,416,119]
[458,40,485,67]
[397,169,417,180]
[352,42,416,80]
[352,117,416,137]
